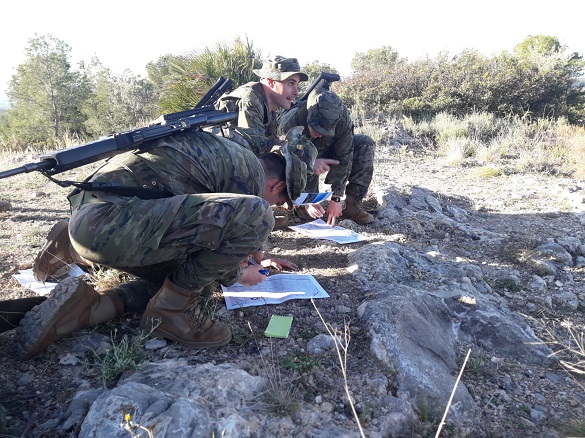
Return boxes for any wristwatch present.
[331,196,341,203]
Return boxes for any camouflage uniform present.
[278,96,375,202]
[215,82,277,156]
[67,130,273,310]
[215,55,308,157]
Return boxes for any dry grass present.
[471,166,504,179]
[400,111,585,177]
[247,321,302,415]
[543,319,585,376]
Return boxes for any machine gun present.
[0,76,236,182]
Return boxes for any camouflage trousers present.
[306,134,375,201]
[68,191,273,302]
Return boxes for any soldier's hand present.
[250,249,265,264]
[326,201,343,226]
[262,257,298,271]
[239,265,269,286]
[313,158,340,175]
[306,204,325,218]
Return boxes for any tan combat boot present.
[14,277,125,358]
[33,220,94,282]
[343,197,375,224]
[140,276,231,348]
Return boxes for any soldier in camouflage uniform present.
[215,55,308,156]
[278,85,376,225]
[14,127,316,358]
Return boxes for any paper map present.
[12,265,87,296]
[221,273,329,309]
[288,219,368,244]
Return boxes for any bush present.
[336,37,585,125]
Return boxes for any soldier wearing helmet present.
[278,83,376,225]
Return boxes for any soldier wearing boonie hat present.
[216,55,308,157]
[277,84,377,226]
[252,56,309,82]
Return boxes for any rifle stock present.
[0,77,236,180]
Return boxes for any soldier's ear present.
[270,180,286,194]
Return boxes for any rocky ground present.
[1,147,585,437]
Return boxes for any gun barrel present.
[0,160,56,180]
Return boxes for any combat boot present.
[140,276,231,348]
[13,277,125,358]
[33,220,93,282]
[343,197,375,224]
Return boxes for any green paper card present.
[264,315,293,338]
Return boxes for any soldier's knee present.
[354,134,375,149]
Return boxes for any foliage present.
[513,34,563,58]
[86,328,151,388]
[280,353,320,372]
[82,58,159,136]
[403,110,585,176]
[3,33,585,151]
[247,322,301,415]
[336,36,585,125]
[299,61,340,95]
[351,46,400,73]
[5,34,91,147]
[149,36,262,113]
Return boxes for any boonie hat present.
[253,55,309,82]
[307,90,343,137]
[277,126,317,209]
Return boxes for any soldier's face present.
[270,75,301,110]
[308,126,323,139]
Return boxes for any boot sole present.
[13,277,93,358]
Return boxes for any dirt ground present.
[1,149,585,437]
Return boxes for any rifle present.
[295,72,341,105]
[0,76,236,181]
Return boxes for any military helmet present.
[307,89,343,137]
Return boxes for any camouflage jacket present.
[87,130,266,199]
[215,82,278,156]
[68,130,267,288]
[277,101,354,197]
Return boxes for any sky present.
[1,0,584,108]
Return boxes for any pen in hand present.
[248,258,269,275]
